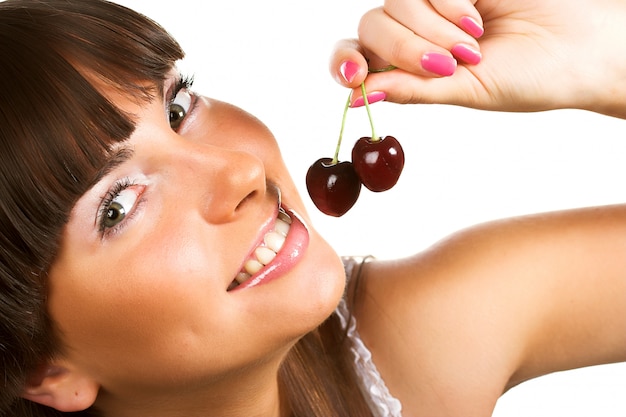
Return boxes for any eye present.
[169,88,192,131]
[99,181,142,233]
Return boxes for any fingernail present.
[451,44,482,65]
[459,16,484,38]
[421,53,457,77]
[340,60,360,83]
[351,91,386,108]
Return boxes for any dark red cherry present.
[351,135,405,192]
[305,158,362,217]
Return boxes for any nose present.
[166,139,268,224]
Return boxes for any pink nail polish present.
[421,53,457,77]
[340,61,359,84]
[451,44,482,65]
[459,16,484,38]
[351,91,386,108]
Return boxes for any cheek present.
[46,234,231,372]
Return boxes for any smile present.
[228,206,309,291]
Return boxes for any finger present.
[350,67,489,109]
[328,38,370,88]
[382,0,482,66]
[384,0,482,50]
[358,7,459,78]
[428,0,484,38]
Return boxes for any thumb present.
[329,38,372,88]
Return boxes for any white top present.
[335,257,403,417]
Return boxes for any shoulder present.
[351,238,518,416]
[351,204,626,416]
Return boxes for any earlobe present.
[21,362,99,412]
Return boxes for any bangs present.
[0,0,185,270]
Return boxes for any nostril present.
[235,190,258,212]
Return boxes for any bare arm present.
[355,204,626,416]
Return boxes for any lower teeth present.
[235,271,251,284]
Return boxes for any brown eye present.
[101,187,139,230]
[169,89,192,131]
[104,201,126,229]
[169,103,186,130]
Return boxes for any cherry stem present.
[332,73,389,164]
[332,93,352,165]
[360,82,379,142]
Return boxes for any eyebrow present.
[91,145,135,186]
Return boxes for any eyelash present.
[97,177,142,238]
[172,74,194,98]
[168,74,196,130]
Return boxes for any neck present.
[94,352,292,417]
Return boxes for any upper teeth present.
[235,209,292,284]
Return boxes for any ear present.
[21,361,99,412]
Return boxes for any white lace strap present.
[337,257,403,417]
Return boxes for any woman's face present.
[46,71,345,406]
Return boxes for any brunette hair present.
[0,1,372,416]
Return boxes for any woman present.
[0,1,624,416]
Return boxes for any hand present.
[330,0,626,118]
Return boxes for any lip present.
[230,206,309,292]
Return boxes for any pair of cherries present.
[306,82,405,217]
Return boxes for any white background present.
[116,1,626,415]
